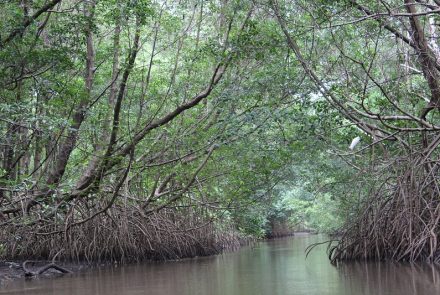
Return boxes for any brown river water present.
[2,234,440,295]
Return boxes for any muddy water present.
[2,234,440,295]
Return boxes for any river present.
[2,234,440,294]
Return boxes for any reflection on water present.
[1,234,440,295]
[338,260,440,295]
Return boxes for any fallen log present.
[22,260,72,277]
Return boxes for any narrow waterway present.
[2,234,440,295]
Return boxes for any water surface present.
[2,234,440,294]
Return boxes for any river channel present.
[2,234,440,294]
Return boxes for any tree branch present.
[1,0,63,47]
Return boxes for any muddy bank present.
[0,260,88,287]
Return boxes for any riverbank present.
[0,260,88,287]
[1,232,310,286]
[0,232,316,287]
[4,235,439,295]
[0,238,256,286]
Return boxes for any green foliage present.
[2,0,427,259]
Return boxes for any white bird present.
[349,137,361,150]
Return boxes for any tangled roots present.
[0,208,251,263]
[330,152,440,263]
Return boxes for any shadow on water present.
[1,234,439,295]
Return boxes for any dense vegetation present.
[1,0,439,263]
